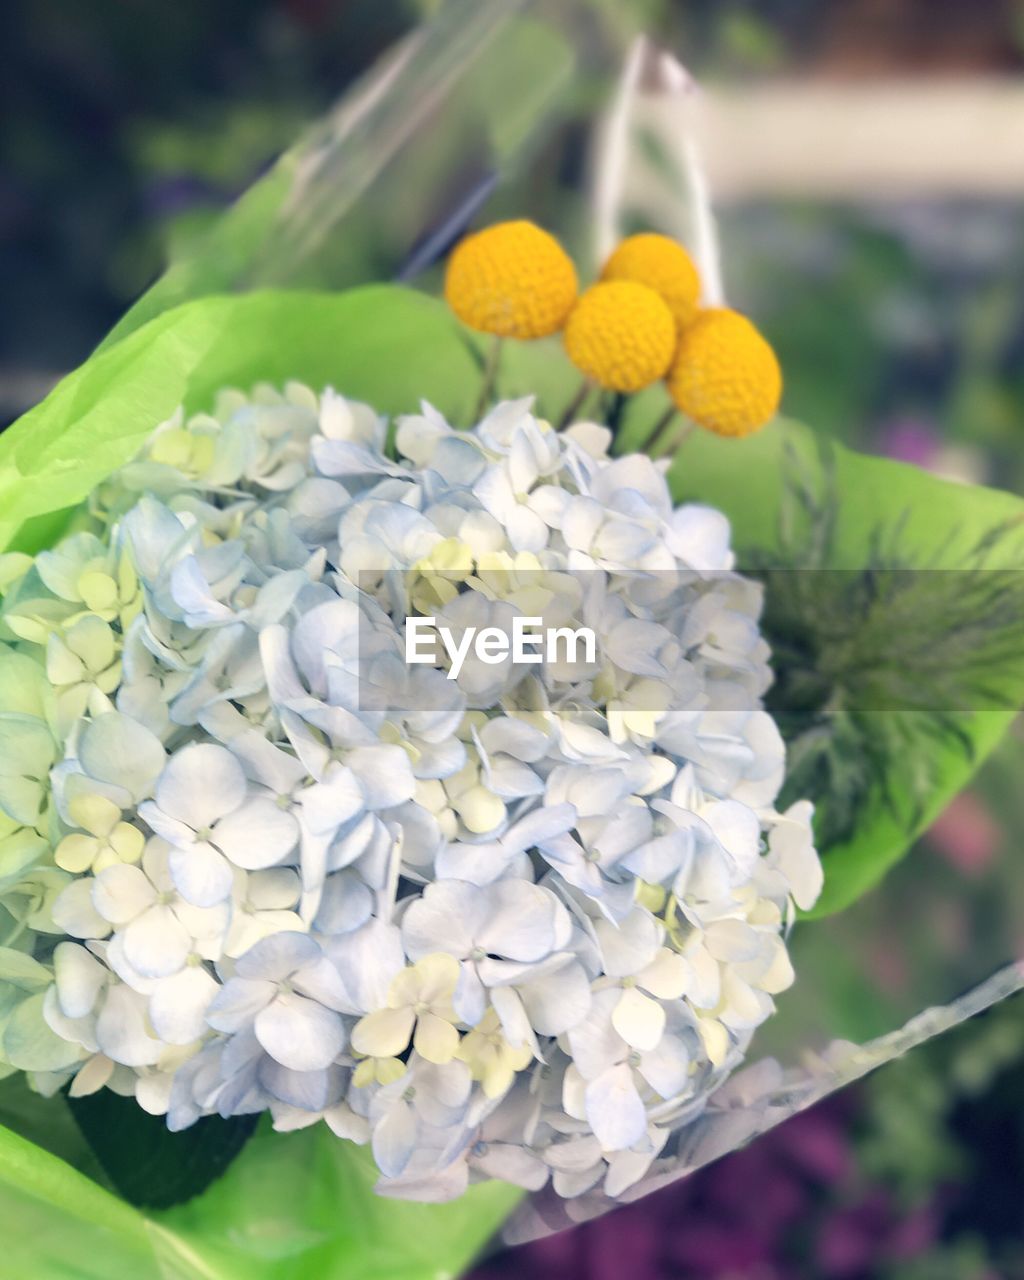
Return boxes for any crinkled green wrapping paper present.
[3,284,1024,1277]
[0,1101,523,1279]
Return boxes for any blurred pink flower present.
[927,791,1000,877]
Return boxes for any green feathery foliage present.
[752,442,1024,851]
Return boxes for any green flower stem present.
[556,377,594,430]
[473,336,504,422]
[646,409,694,459]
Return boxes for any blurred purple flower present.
[816,1191,893,1275]
[816,1191,940,1276]
[471,1101,861,1280]
[469,1090,964,1280]
[877,417,941,468]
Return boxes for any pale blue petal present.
[473,1143,547,1190]
[453,964,486,1026]
[92,863,156,926]
[235,930,320,982]
[121,497,191,584]
[170,557,236,626]
[79,713,166,806]
[585,1064,646,1150]
[434,839,510,886]
[667,504,732,572]
[345,745,415,809]
[299,767,364,837]
[292,955,353,1013]
[96,985,162,1067]
[259,1059,344,1111]
[519,960,592,1036]
[372,1099,417,1178]
[412,1060,472,1127]
[566,991,625,1079]
[52,880,111,940]
[505,803,576,853]
[313,438,407,480]
[206,977,277,1032]
[322,919,403,1012]
[476,880,563,963]
[313,869,373,935]
[594,910,662,979]
[402,881,483,961]
[4,992,84,1072]
[122,904,191,978]
[638,1035,690,1099]
[148,965,218,1044]
[138,803,196,850]
[254,991,347,1071]
[168,841,234,908]
[214,798,298,870]
[54,942,107,1019]
[156,743,246,828]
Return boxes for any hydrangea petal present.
[638,1035,690,1099]
[52,879,111,939]
[4,992,84,1072]
[477,880,565,963]
[54,942,107,1019]
[612,987,665,1052]
[168,841,234,908]
[149,965,218,1044]
[254,991,347,1071]
[96,985,162,1067]
[156,743,246,828]
[585,1064,646,1151]
[79,713,166,805]
[346,745,416,809]
[640,948,689,1000]
[123,904,191,979]
[519,960,592,1036]
[413,1013,459,1065]
[402,881,485,961]
[372,1098,417,1179]
[92,863,156,926]
[206,978,277,1033]
[214,799,299,870]
[352,1006,414,1059]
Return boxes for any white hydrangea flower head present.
[0,383,821,1202]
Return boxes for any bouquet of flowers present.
[2,5,1024,1277]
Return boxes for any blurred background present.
[4,1,1024,1275]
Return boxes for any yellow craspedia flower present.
[667,308,782,438]
[601,232,701,328]
[444,220,578,340]
[563,281,676,393]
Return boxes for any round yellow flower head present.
[563,280,676,393]
[601,232,702,329]
[444,220,578,340]
[668,308,782,437]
